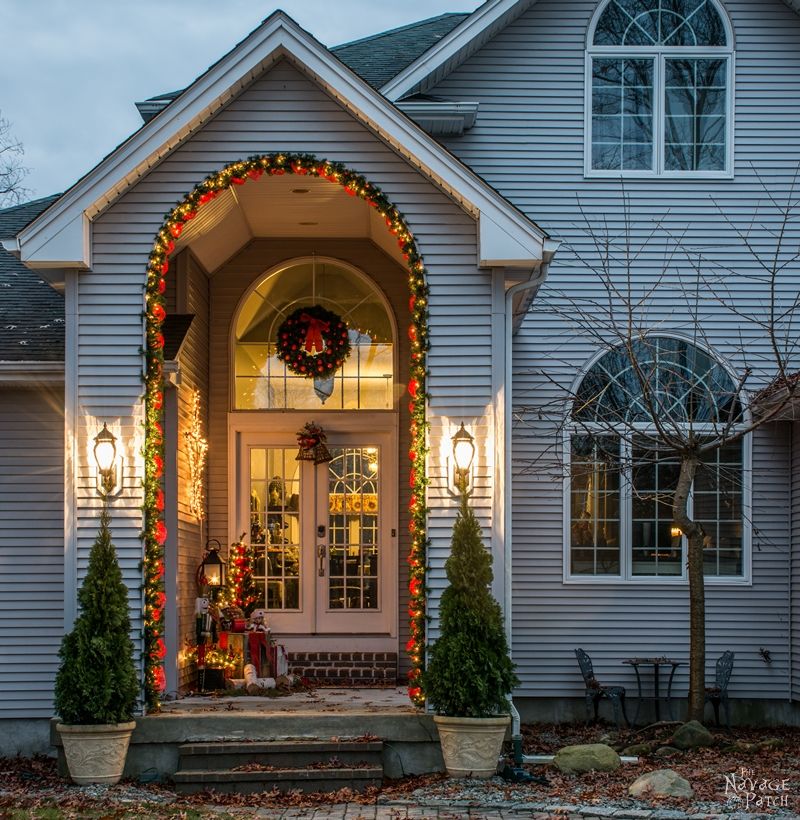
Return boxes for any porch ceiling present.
[173,174,404,273]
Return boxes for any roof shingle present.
[0,195,65,362]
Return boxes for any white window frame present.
[562,427,752,585]
[584,0,735,179]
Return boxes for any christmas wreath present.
[276,305,351,379]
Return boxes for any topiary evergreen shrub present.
[54,507,139,725]
[423,492,519,717]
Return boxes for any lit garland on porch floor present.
[142,153,430,709]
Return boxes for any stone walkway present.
[231,804,784,819]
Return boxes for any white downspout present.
[503,257,553,762]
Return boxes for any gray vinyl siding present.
[80,58,491,678]
[792,422,800,701]
[0,385,64,718]
[429,0,800,697]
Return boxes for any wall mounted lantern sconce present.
[94,423,123,498]
[451,421,475,496]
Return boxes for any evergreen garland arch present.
[142,153,429,708]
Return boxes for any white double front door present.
[235,418,397,638]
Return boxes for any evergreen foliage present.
[423,493,518,716]
[54,507,139,725]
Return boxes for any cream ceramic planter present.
[57,721,136,785]
[433,714,510,778]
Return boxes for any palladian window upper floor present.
[587,0,733,177]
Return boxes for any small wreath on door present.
[276,304,351,379]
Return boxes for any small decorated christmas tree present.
[423,492,518,717]
[54,506,139,725]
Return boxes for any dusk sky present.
[1,1,483,200]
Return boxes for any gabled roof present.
[331,13,470,89]
[0,197,64,363]
[11,10,549,273]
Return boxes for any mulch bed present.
[1,723,798,816]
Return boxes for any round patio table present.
[623,657,681,726]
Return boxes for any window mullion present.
[656,53,664,175]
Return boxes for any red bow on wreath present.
[300,313,330,354]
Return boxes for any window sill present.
[562,575,751,586]
[584,169,734,181]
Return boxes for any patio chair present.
[574,648,629,728]
[705,650,734,729]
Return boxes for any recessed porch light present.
[298,221,318,226]
[292,188,310,194]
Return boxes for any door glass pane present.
[250,448,301,610]
[328,447,380,610]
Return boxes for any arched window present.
[568,337,747,581]
[587,0,733,175]
[234,258,395,410]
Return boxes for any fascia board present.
[17,10,547,269]
[381,0,534,101]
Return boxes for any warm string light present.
[217,539,259,614]
[183,389,208,521]
[184,643,241,672]
[142,153,429,709]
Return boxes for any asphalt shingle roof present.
[0,195,65,362]
[331,13,470,89]
[138,12,470,117]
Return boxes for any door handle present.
[318,543,325,577]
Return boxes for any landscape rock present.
[654,745,681,758]
[757,737,784,750]
[629,768,694,798]
[554,743,621,774]
[622,743,654,756]
[671,720,713,749]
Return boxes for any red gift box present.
[232,618,246,633]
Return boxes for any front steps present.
[173,739,384,794]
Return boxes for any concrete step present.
[174,739,385,794]
[173,765,383,795]
[178,739,383,770]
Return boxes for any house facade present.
[1,0,799,755]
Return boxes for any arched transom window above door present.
[234,258,395,410]
[587,0,733,176]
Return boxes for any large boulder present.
[671,720,713,750]
[554,743,621,774]
[629,768,694,798]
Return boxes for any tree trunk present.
[673,455,706,722]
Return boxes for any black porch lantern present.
[200,539,226,589]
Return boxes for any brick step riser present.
[173,768,382,795]
[292,667,397,680]
[179,750,383,770]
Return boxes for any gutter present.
[502,246,557,764]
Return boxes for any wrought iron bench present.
[705,650,734,729]
[574,648,629,728]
